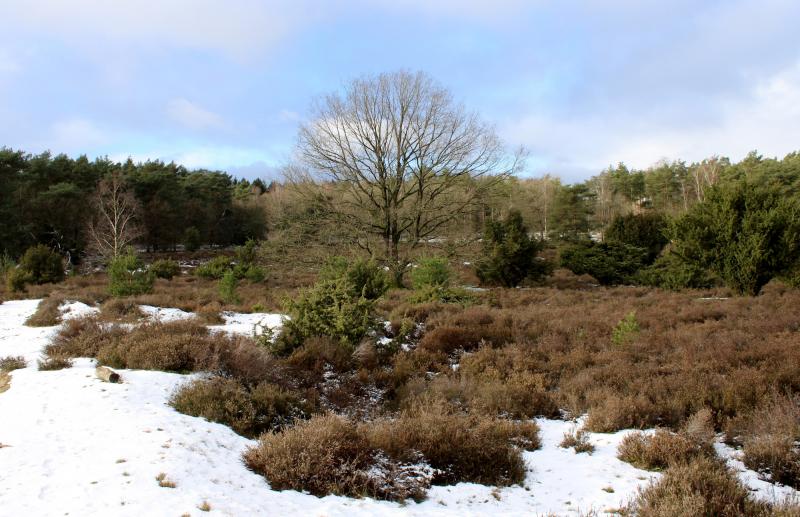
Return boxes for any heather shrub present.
[739,395,800,488]
[18,244,64,285]
[367,403,540,486]
[629,457,763,517]
[617,429,712,471]
[244,414,432,501]
[0,356,26,371]
[476,210,550,287]
[38,356,73,370]
[560,427,595,454]
[108,253,154,296]
[99,298,144,321]
[170,376,308,437]
[149,259,180,280]
[24,296,63,327]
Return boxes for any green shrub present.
[18,244,64,285]
[235,238,259,266]
[671,180,800,295]
[476,210,550,287]
[196,256,231,279]
[320,256,388,300]
[149,259,180,280]
[5,267,31,293]
[233,263,266,283]
[636,252,716,290]
[218,270,240,304]
[560,240,648,285]
[612,311,640,346]
[605,212,669,263]
[183,226,201,252]
[410,257,452,289]
[108,253,154,297]
[275,277,375,355]
[0,254,15,276]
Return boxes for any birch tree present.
[87,172,141,260]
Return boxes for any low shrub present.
[218,270,240,304]
[149,259,180,280]
[0,356,26,371]
[319,256,388,300]
[18,244,64,285]
[628,457,764,516]
[617,430,711,471]
[605,212,669,263]
[170,376,308,437]
[367,403,540,486]
[739,395,800,489]
[38,356,73,371]
[183,226,201,252]
[108,254,154,297]
[5,267,31,293]
[99,298,144,322]
[275,277,375,355]
[560,427,595,454]
[410,257,452,290]
[196,256,232,280]
[611,311,640,346]
[24,296,63,327]
[244,414,431,501]
[559,241,648,285]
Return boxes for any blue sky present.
[1,0,799,183]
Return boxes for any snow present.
[208,311,285,337]
[715,441,799,504]
[0,299,797,516]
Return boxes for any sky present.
[1,0,799,183]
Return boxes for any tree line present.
[0,148,268,261]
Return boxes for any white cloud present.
[503,61,800,180]
[166,99,225,131]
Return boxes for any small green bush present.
[183,226,201,252]
[612,311,640,346]
[5,267,31,293]
[320,256,388,300]
[233,263,266,283]
[410,257,452,290]
[560,241,648,285]
[108,253,154,297]
[235,239,259,266]
[19,244,64,285]
[275,277,375,355]
[196,256,231,279]
[149,259,180,280]
[476,210,550,287]
[218,270,240,304]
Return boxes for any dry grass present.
[617,430,711,471]
[37,356,73,371]
[98,298,144,322]
[24,296,63,327]
[155,472,176,488]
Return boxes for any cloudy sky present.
[1,0,799,182]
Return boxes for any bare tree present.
[295,70,522,262]
[691,156,722,203]
[87,172,141,260]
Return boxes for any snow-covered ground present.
[0,299,796,516]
